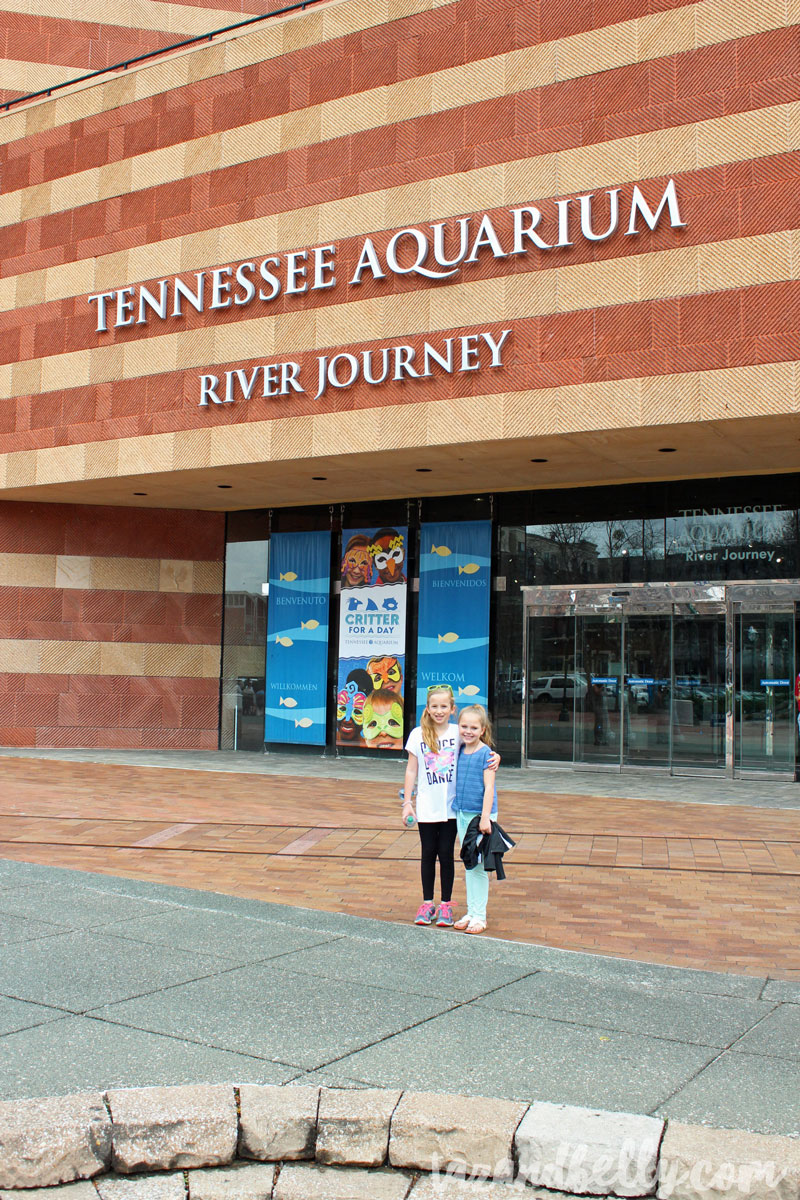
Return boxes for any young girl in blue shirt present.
[452,704,497,935]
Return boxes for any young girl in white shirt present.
[402,684,499,927]
[402,684,459,927]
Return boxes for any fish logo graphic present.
[431,544,452,556]
[458,563,480,575]
[459,685,480,696]
[279,697,298,708]
[275,635,294,647]
[301,619,320,630]
[295,717,314,729]
[438,632,459,644]
[279,571,298,582]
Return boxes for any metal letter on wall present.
[264,531,331,745]
[416,520,492,720]
[336,526,408,751]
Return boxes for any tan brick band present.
[0,553,222,593]
[0,638,220,677]
[1,1084,799,1197]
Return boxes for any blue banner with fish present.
[416,521,492,721]
[264,531,331,746]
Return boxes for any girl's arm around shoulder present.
[479,760,495,834]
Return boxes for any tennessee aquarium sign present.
[86,180,686,407]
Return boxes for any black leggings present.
[418,819,457,902]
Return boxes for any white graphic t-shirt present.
[405,723,458,822]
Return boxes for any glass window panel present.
[220,538,268,751]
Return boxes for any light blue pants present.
[456,811,490,921]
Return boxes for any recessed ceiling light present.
[416,467,432,472]
[217,484,233,488]
[658,447,677,453]
[530,458,548,463]
[133,492,147,496]
[312,476,327,481]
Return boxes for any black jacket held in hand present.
[460,816,516,880]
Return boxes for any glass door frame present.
[730,589,797,780]
[522,581,800,780]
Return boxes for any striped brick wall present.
[1,0,797,749]
[0,502,224,748]
[0,0,798,509]
[0,0,292,106]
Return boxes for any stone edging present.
[0,1085,798,1199]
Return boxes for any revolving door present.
[523,583,798,778]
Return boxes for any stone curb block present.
[238,1085,319,1163]
[1,1085,800,1200]
[107,1085,238,1173]
[95,1173,186,1199]
[274,1163,411,1200]
[184,1162,277,1200]
[389,1091,528,1176]
[0,1092,111,1190]
[516,1101,664,1198]
[656,1122,800,1200]
[316,1087,402,1167]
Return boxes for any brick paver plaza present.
[1,753,798,980]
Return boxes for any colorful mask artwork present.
[367,655,403,694]
[336,668,372,742]
[370,529,406,585]
[362,689,404,749]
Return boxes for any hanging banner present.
[416,520,492,720]
[265,531,331,746]
[337,526,408,750]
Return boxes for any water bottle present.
[399,787,416,826]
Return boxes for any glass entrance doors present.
[735,606,796,775]
[523,583,797,778]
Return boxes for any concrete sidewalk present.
[1,857,798,1137]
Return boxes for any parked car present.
[529,674,588,704]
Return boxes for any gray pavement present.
[1,745,799,808]
[1,857,798,1136]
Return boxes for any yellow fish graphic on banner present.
[431,544,452,556]
[279,572,298,582]
[295,717,314,728]
[275,635,294,647]
[279,697,298,708]
[438,632,459,644]
[459,685,480,696]
[458,563,480,575]
[301,619,320,630]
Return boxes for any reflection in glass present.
[525,615,576,762]
[671,609,726,770]
[665,507,799,581]
[575,614,622,765]
[220,539,269,751]
[737,611,795,774]
[624,615,671,768]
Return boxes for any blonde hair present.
[421,685,455,753]
[458,704,494,747]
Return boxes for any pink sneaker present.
[414,902,436,925]
[436,902,455,927]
